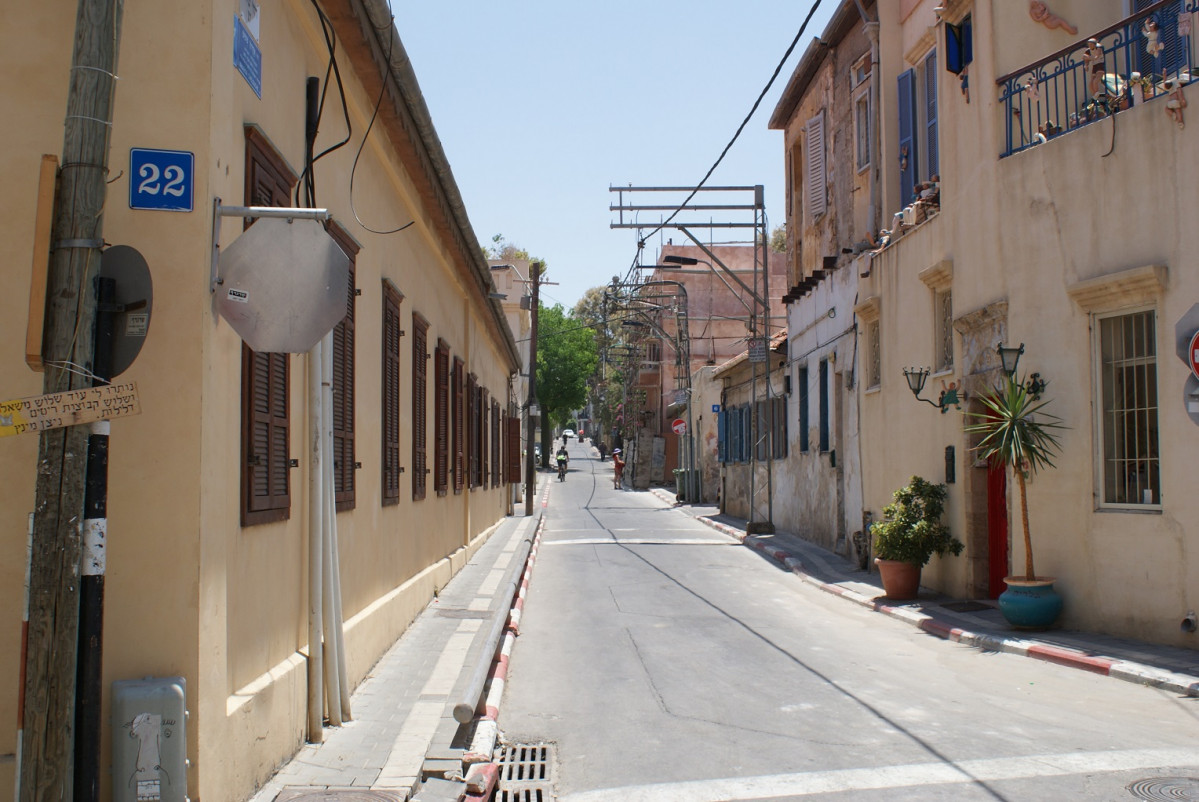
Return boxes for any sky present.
[391,1,835,312]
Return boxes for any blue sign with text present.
[129,148,194,212]
[233,15,262,98]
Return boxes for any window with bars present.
[434,339,450,496]
[381,282,403,506]
[452,357,465,494]
[330,225,359,511]
[866,320,881,390]
[411,313,429,500]
[1098,309,1160,508]
[241,128,295,527]
[935,289,953,372]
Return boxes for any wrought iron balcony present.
[998,0,1196,157]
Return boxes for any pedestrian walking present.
[612,448,625,490]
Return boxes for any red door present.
[986,462,1009,598]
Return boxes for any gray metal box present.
[111,676,188,802]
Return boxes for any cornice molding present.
[918,259,953,292]
[1067,264,1168,313]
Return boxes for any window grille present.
[1098,310,1160,507]
[936,289,953,372]
[867,320,881,389]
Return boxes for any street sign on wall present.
[671,418,687,435]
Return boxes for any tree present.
[573,285,625,444]
[483,233,530,262]
[536,303,598,454]
[769,223,787,253]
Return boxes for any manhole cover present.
[1128,777,1199,800]
[496,742,556,802]
[275,790,405,802]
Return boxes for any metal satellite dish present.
[216,216,350,353]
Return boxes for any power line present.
[622,0,826,275]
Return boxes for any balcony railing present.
[998,0,1196,157]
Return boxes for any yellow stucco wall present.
[2,2,517,800]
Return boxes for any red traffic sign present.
[671,418,687,435]
[1190,330,1199,380]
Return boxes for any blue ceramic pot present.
[998,577,1063,630]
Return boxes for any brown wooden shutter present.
[452,357,465,494]
[412,313,429,500]
[491,401,501,487]
[466,374,478,489]
[506,416,521,484]
[240,128,295,526]
[480,388,489,487]
[381,282,402,506]
[434,339,450,495]
[329,225,358,511]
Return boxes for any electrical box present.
[111,676,188,802]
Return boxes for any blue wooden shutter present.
[798,366,809,452]
[897,69,918,206]
[819,359,830,453]
[924,52,939,179]
[1136,1,1187,78]
[717,408,727,463]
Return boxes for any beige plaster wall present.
[863,0,1199,643]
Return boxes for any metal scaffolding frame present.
[610,185,774,532]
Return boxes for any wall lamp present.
[902,366,966,414]
[996,342,1047,398]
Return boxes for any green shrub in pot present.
[871,476,963,566]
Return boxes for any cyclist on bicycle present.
[555,446,569,481]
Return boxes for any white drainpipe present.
[323,329,351,717]
[307,342,325,742]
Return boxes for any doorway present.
[986,461,1009,598]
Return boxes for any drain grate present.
[1128,777,1199,800]
[496,742,556,802]
[940,601,993,613]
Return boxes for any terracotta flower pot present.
[875,558,922,600]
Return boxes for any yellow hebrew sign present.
[0,382,141,438]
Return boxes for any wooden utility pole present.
[20,2,124,799]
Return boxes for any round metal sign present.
[99,245,153,378]
[671,418,687,435]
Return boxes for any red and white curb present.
[461,515,546,800]
[649,488,1199,698]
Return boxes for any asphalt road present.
[498,442,1199,801]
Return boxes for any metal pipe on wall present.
[307,344,325,742]
[319,333,343,726]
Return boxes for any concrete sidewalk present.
[649,489,1199,698]
[247,504,542,802]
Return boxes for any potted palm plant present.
[871,476,962,600]
[965,375,1067,629]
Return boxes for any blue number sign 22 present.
[129,148,193,212]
